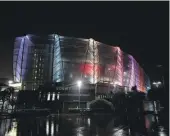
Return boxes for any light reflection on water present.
[4,121,17,136]
[1,113,168,136]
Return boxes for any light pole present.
[77,80,82,109]
[156,65,166,91]
[152,81,162,88]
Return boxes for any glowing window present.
[57,93,59,100]
[52,93,55,101]
[47,93,50,101]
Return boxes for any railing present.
[59,94,90,96]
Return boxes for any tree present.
[0,87,13,112]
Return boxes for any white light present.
[46,120,49,135]
[113,128,124,136]
[26,35,29,39]
[114,81,120,85]
[51,121,54,136]
[47,93,50,101]
[8,83,22,87]
[5,127,17,136]
[153,81,162,85]
[52,93,55,101]
[57,93,60,100]
[77,80,82,88]
[89,38,94,45]
[157,81,162,84]
[153,81,162,88]
[159,132,167,136]
[87,118,91,126]
[8,80,13,84]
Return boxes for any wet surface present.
[1,113,168,136]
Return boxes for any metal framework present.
[52,35,151,93]
[13,34,151,92]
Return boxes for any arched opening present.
[89,99,114,112]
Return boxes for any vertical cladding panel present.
[128,55,148,92]
[139,67,142,91]
[23,37,33,81]
[97,43,117,84]
[14,37,25,82]
[137,63,143,91]
[123,53,131,87]
[59,37,89,84]
[116,47,123,86]
[128,55,135,88]
[138,67,144,92]
[132,58,136,88]
[133,59,139,90]
[13,36,34,86]
[136,62,141,91]
[86,39,99,84]
[53,35,62,82]
[13,38,20,82]
[21,37,29,80]
[93,41,100,84]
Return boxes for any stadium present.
[13,34,151,93]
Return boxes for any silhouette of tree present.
[0,87,14,112]
[16,91,39,109]
[131,85,138,92]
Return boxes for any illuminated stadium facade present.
[13,34,151,92]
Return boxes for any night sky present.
[0,2,169,85]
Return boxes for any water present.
[1,113,168,136]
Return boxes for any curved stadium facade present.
[13,34,151,92]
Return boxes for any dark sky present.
[0,2,169,84]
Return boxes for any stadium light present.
[152,81,162,88]
[77,80,82,88]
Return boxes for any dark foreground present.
[0,111,168,136]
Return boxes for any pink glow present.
[79,64,102,76]
[116,47,123,86]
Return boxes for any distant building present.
[13,34,151,92]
